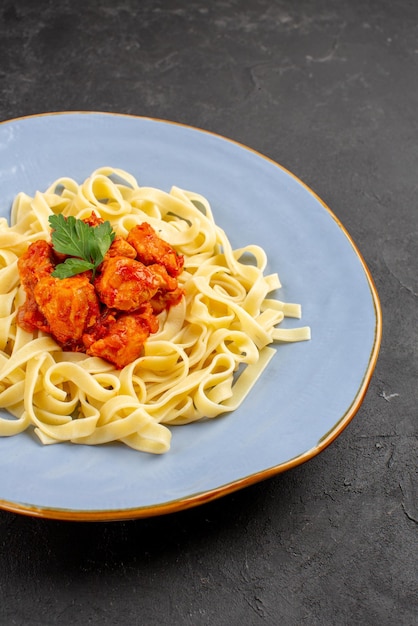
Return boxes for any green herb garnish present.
[49,214,115,279]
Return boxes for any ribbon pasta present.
[0,168,310,454]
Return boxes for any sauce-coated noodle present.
[0,168,310,454]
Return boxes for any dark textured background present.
[1,1,417,624]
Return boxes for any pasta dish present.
[0,168,310,454]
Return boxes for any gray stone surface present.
[0,1,417,624]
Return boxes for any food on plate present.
[17,214,184,368]
[0,167,310,454]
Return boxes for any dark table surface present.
[0,1,417,624]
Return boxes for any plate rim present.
[0,111,382,521]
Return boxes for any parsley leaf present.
[52,258,95,279]
[49,214,115,279]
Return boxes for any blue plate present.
[0,112,381,520]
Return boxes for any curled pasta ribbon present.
[0,168,310,454]
[71,396,171,454]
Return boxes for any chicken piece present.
[126,222,184,277]
[106,235,137,259]
[85,311,158,369]
[150,289,183,315]
[147,263,179,292]
[17,240,55,293]
[147,263,185,314]
[150,286,184,315]
[17,295,50,334]
[94,256,160,312]
[33,274,100,348]
[17,239,56,334]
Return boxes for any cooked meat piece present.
[17,294,50,334]
[17,240,55,293]
[126,222,184,277]
[94,256,160,312]
[17,239,57,334]
[150,286,185,315]
[146,264,184,314]
[106,236,137,259]
[85,311,158,369]
[147,263,179,292]
[33,274,100,347]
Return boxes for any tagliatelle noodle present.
[0,167,310,454]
